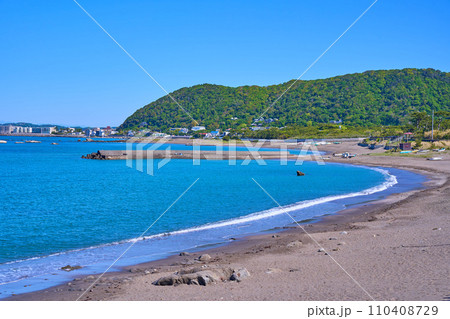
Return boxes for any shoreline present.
[4,150,448,301]
[1,162,403,299]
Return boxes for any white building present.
[1,125,34,134]
[0,125,14,134]
[191,126,206,131]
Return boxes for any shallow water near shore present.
[0,136,426,298]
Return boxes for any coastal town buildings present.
[0,125,55,134]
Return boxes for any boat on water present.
[51,142,58,145]
[427,157,443,161]
[25,140,41,143]
[0,140,7,144]
[15,141,24,144]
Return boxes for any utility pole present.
[431,110,434,141]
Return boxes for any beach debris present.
[296,170,305,176]
[197,254,212,262]
[152,266,241,286]
[129,268,144,273]
[329,237,338,240]
[272,235,280,238]
[332,248,340,252]
[230,268,250,282]
[265,268,282,274]
[337,242,346,246]
[340,231,348,235]
[318,248,325,252]
[61,265,82,272]
[287,240,303,248]
[432,227,442,231]
[179,252,190,256]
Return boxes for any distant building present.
[96,130,105,137]
[330,119,342,124]
[170,127,189,134]
[0,125,14,134]
[151,132,170,138]
[210,130,220,137]
[0,125,56,134]
[399,142,412,151]
[13,126,33,133]
[41,127,56,134]
[32,127,55,134]
[191,126,206,131]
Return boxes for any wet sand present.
[6,142,450,301]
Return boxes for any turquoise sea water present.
[0,136,425,298]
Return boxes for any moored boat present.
[0,140,7,144]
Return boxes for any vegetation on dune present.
[119,68,450,138]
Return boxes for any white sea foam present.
[140,167,397,239]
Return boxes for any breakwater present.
[82,150,296,160]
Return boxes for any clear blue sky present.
[1,0,449,127]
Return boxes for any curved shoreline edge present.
[0,164,392,270]
[5,154,447,300]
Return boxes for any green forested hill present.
[119,68,450,132]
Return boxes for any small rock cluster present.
[153,266,250,286]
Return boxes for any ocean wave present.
[140,167,397,238]
[0,167,396,274]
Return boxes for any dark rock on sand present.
[61,265,82,272]
[197,254,212,262]
[230,268,250,282]
[153,266,251,286]
[153,267,234,286]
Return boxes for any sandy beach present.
[6,142,450,301]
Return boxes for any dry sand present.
[7,142,450,301]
